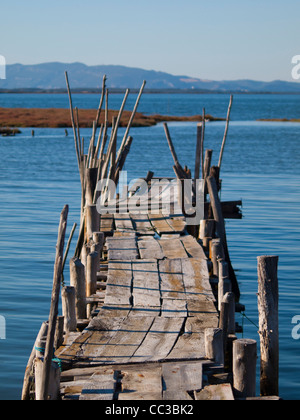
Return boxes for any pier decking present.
[56,212,235,401]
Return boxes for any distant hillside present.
[1,62,300,93]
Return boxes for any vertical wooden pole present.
[205,328,224,365]
[86,251,99,297]
[233,339,257,399]
[70,257,87,320]
[86,204,100,240]
[40,205,68,401]
[257,255,279,396]
[61,286,77,333]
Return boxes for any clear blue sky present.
[0,0,299,81]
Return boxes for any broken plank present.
[195,384,235,400]
[132,317,185,363]
[181,235,207,260]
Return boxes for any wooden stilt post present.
[233,339,257,399]
[257,255,279,397]
[205,328,224,365]
[61,286,77,333]
[70,257,87,320]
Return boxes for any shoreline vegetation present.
[0,107,224,130]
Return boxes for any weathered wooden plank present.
[159,259,185,300]
[114,213,135,233]
[77,317,128,363]
[130,213,156,236]
[138,237,164,260]
[187,299,218,317]
[181,235,207,260]
[105,261,132,306]
[99,214,114,236]
[181,258,215,301]
[132,260,161,308]
[162,361,203,393]
[164,215,186,234]
[106,237,139,260]
[118,366,162,399]
[195,384,235,400]
[132,317,185,363]
[161,299,187,318]
[148,213,175,234]
[159,238,188,260]
[93,316,155,365]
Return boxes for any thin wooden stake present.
[218,95,233,170]
[40,205,68,401]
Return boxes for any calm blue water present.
[0,93,299,400]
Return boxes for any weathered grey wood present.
[205,328,224,365]
[114,213,134,232]
[80,369,117,400]
[118,366,162,398]
[105,261,133,306]
[148,213,176,234]
[218,261,231,311]
[194,122,203,181]
[35,358,61,401]
[233,339,257,399]
[41,205,68,401]
[130,213,155,236]
[106,236,139,260]
[159,238,188,259]
[132,260,161,308]
[138,236,164,260]
[218,95,233,170]
[195,384,234,400]
[211,238,225,277]
[199,219,215,240]
[181,235,207,261]
[21,321,48,400]
[257,255,279,397]
[70,257,86,320]
[86,251,99,297]
[161,299,187,317]
[86,205,100,240]
[162,361,203,393]
[62,286,77,333]
[99,214,114,236]
[207,176,240,299]
[159,259,185,300]
[132,317,184,363]
[95,316,154,365]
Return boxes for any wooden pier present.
[22,75,280,401]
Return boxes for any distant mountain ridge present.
[1,62,300,93]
